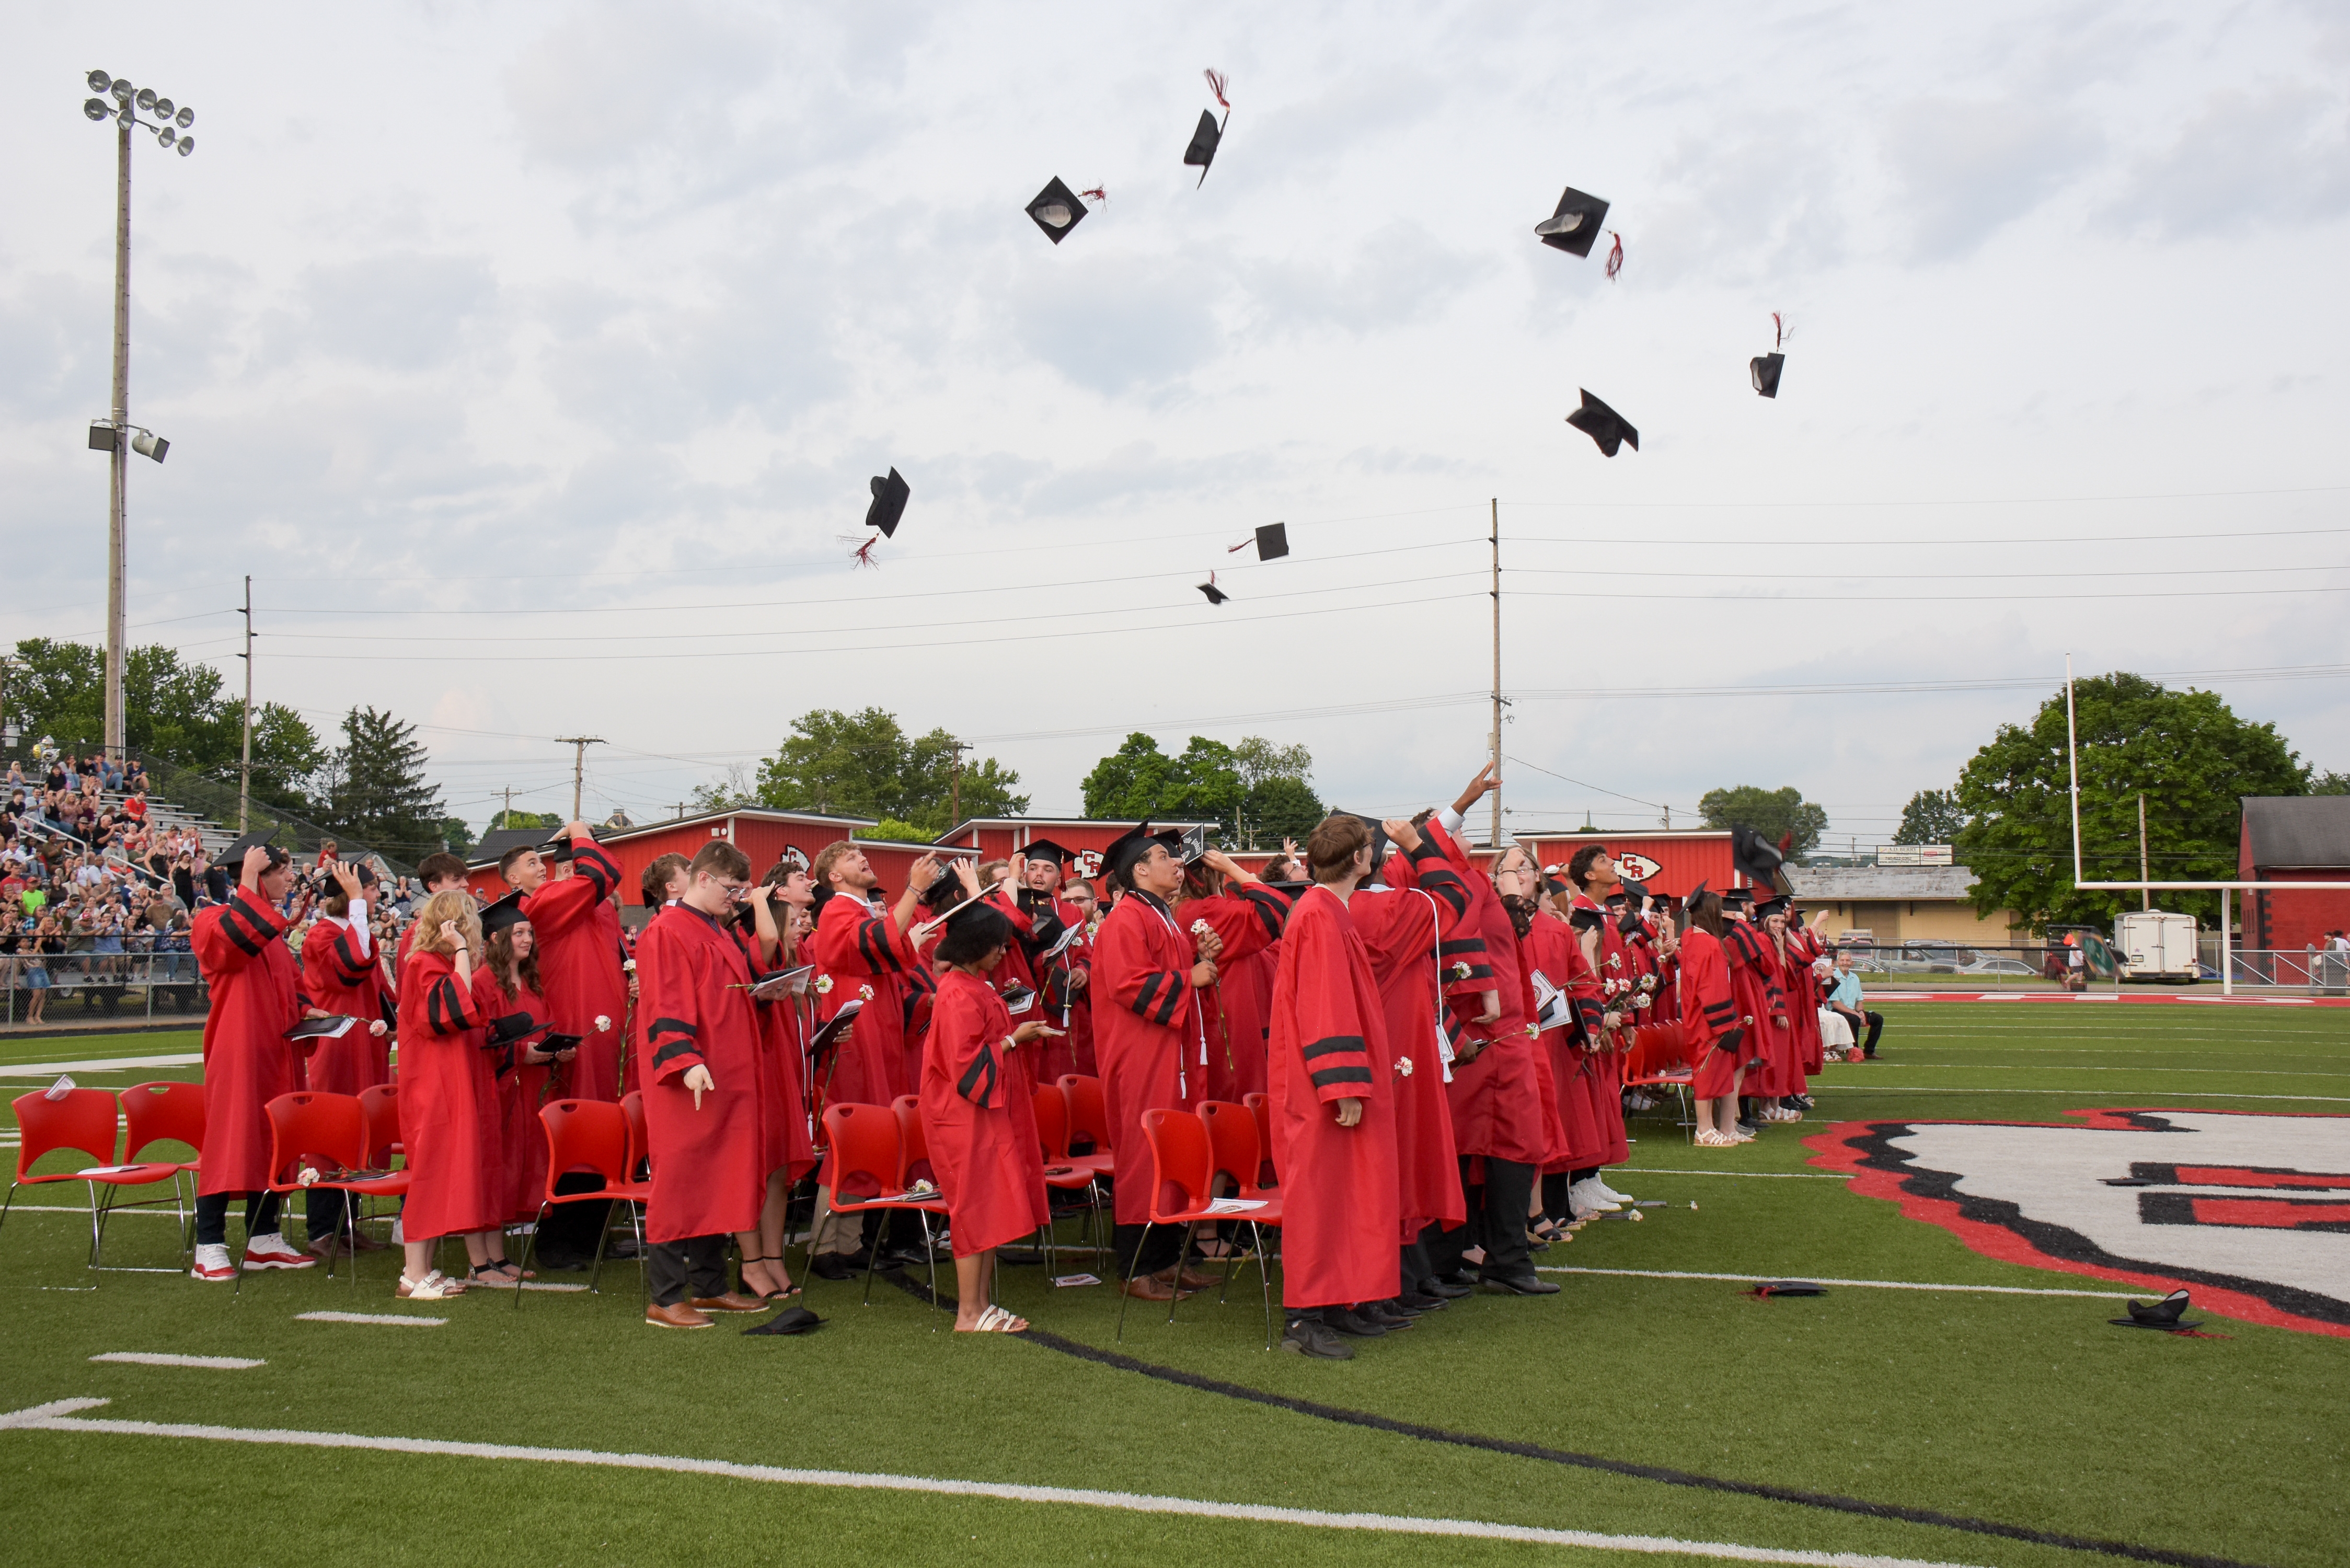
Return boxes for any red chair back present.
[1032,1083,1072,1161]
[1196,1100,1260,1198]
[262,1092,365,1186]
[10,1089,119,1179]
[821,1102,900,1202]
[890,1095,933,1186]
[1058,1074,1112,1155]
[1241,1091,1276,1189]
[356,1083,401,1167]
[537,1100,629,1200]
[1623,1022,1692,1083]
[1140,1108,1215,1224]
[620,1091,648,1179]
[121,1081,203,1164]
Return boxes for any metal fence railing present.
[2,950,209,1025]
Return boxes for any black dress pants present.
[647,1234,728,1307]
[1426,1156,1534,1279]
[194,1190,282,1247]
[1112,1220,1184,1279]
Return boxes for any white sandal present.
[1695,1129,1736,1147]
[397,1270,466,1300]
[958,1303,1028,1333]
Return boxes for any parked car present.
[1958,956,2038,976]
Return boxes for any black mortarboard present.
[921,867,966,910]
[1684,879,1710,906]
[1748,1281,1827,1298]
[1103,822,1182,886]
[221,828,289,871]
[1603,891,1627,907]
[1534,187,1611,257]
[1719,885,1753,908]
[1252,523,1288,560]
[539,828,579,864]
[488,1011,547,1047]
[865,468,911,537]
[1026,177,1088,244]
[1751,352,1784,399]
[1567,389,1639,457]
[1183,110,1222,181]
[2112,1289,2199,1329]
[1753,891,1791,917]
[1198,577,1228,605]
[1337,812,1391,874]
[480,891,528,939]
[1022,839,1074,866]
[1730,823,1786,886]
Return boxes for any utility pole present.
[236,575,253,831]
[553,736,604,822]
[2138,793,2151,911]
[499,785,515,831]
[1488,497,1502,850]
[948,739,970,828]
[103,101,132,765]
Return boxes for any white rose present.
[594,1015,613,1032]
[1395,1056,1414,1078]
[297,1166,320,1188]
[815,974,835,995]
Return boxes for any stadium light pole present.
[82,69,196,766]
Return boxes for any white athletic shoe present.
[191,1243,236,1282]
[1591,1178,1635,1206]
[243,1232,317,1270]
[1568,1178,1621,1219]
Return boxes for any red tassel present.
[1772,310,1788,349]
[1079,187,1108,205]
[849,535,880,568]
[1227,537,1251,553]
[1204,68,1230,110]
[1604,230,1623,281]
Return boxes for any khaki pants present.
[805,1186,862,1256]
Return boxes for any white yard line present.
[0,1398,1984,1568]
[1846,1064,2349,1079]
[293,1312,446,1327]
[1805,1086,2350,1103]
[0,1054,201,1075]
[1615,1168,1848,1180]
[1530,1266,2139,1299]
[89,1353,263,1370]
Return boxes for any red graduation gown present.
[1408,821,1547,1166]
[1180,888,1285,1107]
[1092,889,1204,1225]
[1520,913,1605,1172]
[1724,921,1789,1092]
[1267,885,1401,1309]
[474,967,550,1221]
[746,943,819,1187]
[1029,896,1090,1086]
[192,889,312,1196]
[300,913,393,1095]
[397,950,502,1240]
[1351,840,1471,1238]
[920,970,1051,1257]
[1785,925,1826,1076]
[636,903,766,1243]
[810,892,930,1112]
[521,838,629,1103]
[1678,929,1743,1099]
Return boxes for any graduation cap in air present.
[1751,312,1789,398]
[2111,1289,2200,1330]
[1730,823,1787,889]
[1026,177,1091,244]
[221,827,289,872]
[1186,69,1231,187]
[1230,522,1288,561]
[1566,389,1639,458]
[1534,186,1611,257]
[480,891,528,939]
[865,468,911,537]
[1021,838,1074,866]
[1197,573,1228,605]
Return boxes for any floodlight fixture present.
[130,428,169,463]
[158,126,176,147]
[152,97,174,119]
[177,137,193,156]
[135,87,156,111]
[88,68,112,93]
[85,98,109,121]
[111,77,133,101]
[174,106,193,128]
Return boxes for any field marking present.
[1844,1063,2350,1079]
[1806,1086,2350,1103]
[0,1204,181,1215]
[0,1054,201,1075]
[89,1353,263,1370]
[1530,1266,2139,1299]
[0,1399,1983,1568]
[1615,1168,1848,1181]
[294,1311,445,1328]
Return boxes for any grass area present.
[1,1005,2344,1567]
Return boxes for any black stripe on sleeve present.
[1299,1036,1367,1061]
[956,1041,998,1104]
[651,1039,701,1069]
[218,903,267,958]
[1439,937,1487,956]
[1418,868,1468,916]
[1151,977,1181,1026]
[648,1016,699,1044]
[1131,972,1162,1020]
[573,843,619,897]
[1402,839,1444,867]
[1308,1064,1375,1089]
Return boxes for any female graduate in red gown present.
[397,890,521,1298]
[921,899,1059,1332]
[1676,887,1748,1146]
[473,893,570,1223]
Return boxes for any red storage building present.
[2238,797,2350,953]
[1520,830,1740,896]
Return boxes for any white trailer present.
[2115,911,2199,983]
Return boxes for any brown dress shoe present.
[646,1301,713,1330]
[1119,1273,1188,1301]
[1171,1266,1222,1292]
[690,1292,771,1313]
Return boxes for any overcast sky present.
[6,1,2347,846]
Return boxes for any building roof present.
[932,816,1217,841]
[470,827,560,866]
[1788,865,1978,901]
[2242,796,2350,870]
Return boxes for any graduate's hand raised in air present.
[1011,1020,1060,1045]
[1451,760,1501,817]
[952,857,983,897]
[239,845,274,887]
[908,852,941,890]
[1201,848,1254,884]
[1333,1097,1363,1128]
[329,862,364,901]
[1382,817,1421,853]
[683,1063,715,1109]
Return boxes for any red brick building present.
[2238,797,2350,952]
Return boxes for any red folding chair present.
[121,1080,205,1257]
[515,1099,650,1305]
[1032,1082,1104,1271]
[1117,1108,1276,1346]
[1,1088,186,1275]
[820,1102,947,1313]
[1055,1074,1116,1179]
[1621,1021,1695,1141]
[1195,1101,1283,1325]
[260,1091,409,1294]
[1241,1092,1278,1190]
[356,1084,401,1168]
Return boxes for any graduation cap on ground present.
[1752,311,1789,398]
[865,468,910,537]
[1021,839,1074,866]
[221,827,289,872]
[2111,1288,2196,1330]
[1730,824,1787,889]
[1230,522,1288,561]
[742,1304,825,1335]
[1534,186,1610,257]
[1566,389,1639,457]
[480,891,527,939]
[1197,573,1228,605]
[1745,1281,1827,1298]
[1186,69,1231,187]
[1026,177,1090,244]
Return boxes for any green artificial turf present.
[1,1005,2343,1568]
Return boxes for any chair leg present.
[1113,1220,1149,1343]
[586,1202,612,1295]
[631,1203,647,1312]
[1252,1220,1273,1349]
[859,1214,880,1307]
[345,1200,361,1293]
[0,1180,19,1249]
[85,1181,105,1270]
[920,1212,940,1324]
[513,1206,546,1310]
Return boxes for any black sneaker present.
[1397,1289,1449,1312]
[1421,1273,1474,1298]
[1789,1094,1816,1111]
[1282,1317,1355,1359]
[1323,1304,1388,1338]
[1479,1268,1562,1295]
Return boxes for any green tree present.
[2313,769,2350,795]
[320,706,447,861]
[752,708,1024,833]
[1953,672,2310,929]
[437,816,477,857]
[1894,789,1967,846]
[1698,784,1829,858]
[1080,733,1315,840]
[487,809,563,832]
[245,702,328,814]
[1232,736,1324,846]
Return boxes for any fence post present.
[2219,888,2231,998]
